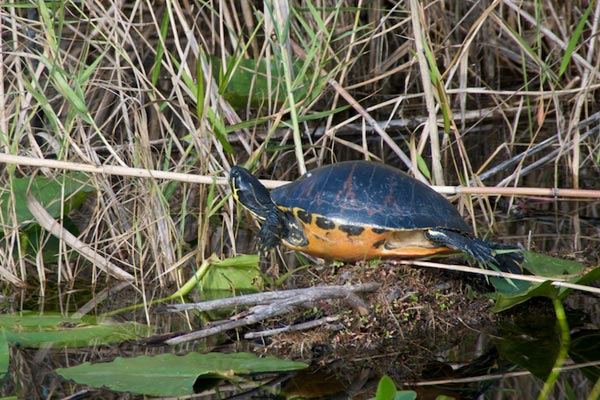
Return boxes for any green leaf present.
[375,375,397,400]
[0,311,150,348]
[0,172,93,228]
[151,7,170,86]
[1,173,94,262]
[520,251,587,276]
[491,251,600,312]
[19,219,81,263]
[415,153,432,180]
[369,375,416,400]
[210,55,314,108]
[559,1,594,76]
[56,352,308,397]
[38,55,90,119]
[395,390,417,399]
[198,258,263,301]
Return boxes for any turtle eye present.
[229,169,243,202]
[229,168,243,190]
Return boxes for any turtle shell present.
[271,160,472,261]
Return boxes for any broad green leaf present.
[198,259,263,301]
[210,55,315,108]
[0,311,150,348]
[395,391,417,400]
[370,375,416,400]
[1,172,93,227]
[375,375,397,400]
[209,253,260,269]
[168,254,260,300]
[57,352,307,397]
[520,251,588,276]
[491,251,600,312]
[20,218,81,263]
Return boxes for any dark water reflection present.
[279,309,600,399]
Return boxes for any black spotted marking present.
[295,209,312,224]
[372,239,386,249]
[315,216,336,230]
[371,227,389,234]
[339,224,365,236]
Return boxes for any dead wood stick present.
[161,283,381,313]
[165,297,299,345]
[163,283,380,345]
[26,194,135,282]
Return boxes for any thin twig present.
[397,260,600,295]
[244,315,343,339]
[407,360,600,387]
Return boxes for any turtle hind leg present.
[425,228,523,273]
[425,228,495,263]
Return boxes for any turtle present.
[229,160,521,269]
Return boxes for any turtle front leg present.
[257,225,282,252]
[256,210,308,253]
[256,210,287,252]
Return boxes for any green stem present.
[537,298,570,400]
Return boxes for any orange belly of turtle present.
[283,223,455,262]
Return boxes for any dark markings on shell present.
[296,209,312,225]
[339,224,365,237]
[315,216,336,230]
[371,227,389,234]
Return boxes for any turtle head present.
[230,166,308,252]
[229,166,276,221]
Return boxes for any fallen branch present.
[161,283,380,345]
